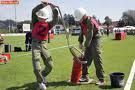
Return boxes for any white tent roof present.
[113,26,135,31]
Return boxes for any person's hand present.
[41,1,48,4]
[42,1,58,7]
[79,43,86,52]
[66,28,69,33]
[47,2,58,8]
[79,43,83,50]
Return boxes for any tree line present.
[0,9,135,33]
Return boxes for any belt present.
[38,40,47,44]
[32,39,47,44]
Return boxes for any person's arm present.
[78,29,84,44]
[84,19,94,48]
[49,4,59,28]
[78,26,84,50]
[31,4,47,29]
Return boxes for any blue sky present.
[0,0,135,22]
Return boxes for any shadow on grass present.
[0,63,5,65]
[99,85,123,89]
[111,39,121,41]
[99,85,113,89]
[47,80,74,87]
[6,82,37,90]
[6,81,73,90]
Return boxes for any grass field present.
[0,34,135,90]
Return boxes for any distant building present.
[52,24,65,34]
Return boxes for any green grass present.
[0,34,135,90]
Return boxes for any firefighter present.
[31,0,58,90]
[74,8,105,86]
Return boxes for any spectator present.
[25,31,32,51]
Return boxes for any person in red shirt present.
[74,8,105,86]
[31,1,58,90]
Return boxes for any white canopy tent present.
[113,26,135,32]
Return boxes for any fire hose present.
[56,7,87,64]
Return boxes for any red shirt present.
[32,21,50,40]
[81,16,99,35]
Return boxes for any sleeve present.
[49,6,59,28]
[84,19,94,48]
[31,4,46,29]
[78,28,84,44]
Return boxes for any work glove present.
[49,3,58,7]
[41,1,58,7]
[66,28,69,33]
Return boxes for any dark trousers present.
[82,37,104,80]
[25,39,32,51]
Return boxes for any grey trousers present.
[82,37,104,80]
[32,39,53,83]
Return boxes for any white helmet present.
[74,8,87,21]
[36,5,53,22]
